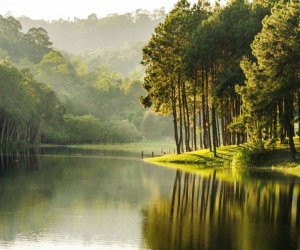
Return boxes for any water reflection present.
[143,170,300,250]
[0,148,299,250]
[0,148,175,249]
[0,147,40,177]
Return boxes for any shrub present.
[231,146,266,168]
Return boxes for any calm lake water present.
[0,147,299,250]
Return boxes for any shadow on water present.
[142,169,300,250]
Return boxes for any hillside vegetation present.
[0,12,173,147]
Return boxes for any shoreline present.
[145,143,300,178]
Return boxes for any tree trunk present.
[202,94,207,148]
[205,71,212,152]
[212,105,217,157]
[172,84,180,154]
[199,110,203,149]
[182,81,191,152]
[193,74,197,151]
[178,75,183,153]
[284,97,296,161]
[1,119,6,143]
[273,104,277,139]
[221,115,226,146]
[201,67,207,149]
[278,100,285,143]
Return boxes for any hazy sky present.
[0,0,205,20]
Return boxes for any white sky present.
[0,0,206,20]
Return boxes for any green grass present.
[145,145,237,168]
[145,139,300,178]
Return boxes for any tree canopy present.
[141,0,299,159]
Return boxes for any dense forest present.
[141,0,300,159]
[0,11,173,147]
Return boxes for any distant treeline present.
[16,10,167,75]
[18,9,165,53]
[0,14,173,146]
[141,0,300,159]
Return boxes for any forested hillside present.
[141,0,300,159]
[0,13,173,147]
[17,10,166,75]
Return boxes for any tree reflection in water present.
[143,169,300,250]
[0,147,40,177]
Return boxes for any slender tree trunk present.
[178,75,183,153]
[205,70,212,152]
[291,94,295,136]
[201,67,207,149]
[1,119,6,143]
[278,100,285,143]
[284,97,296,161]
[228,101,233,145]
[182,84,188,151]
[172,84,180,154]
[236,96,241,145]
[207,103,212,152]
[231,99,236,145]
[193,73,197,151]
[6,121,10,143]
[221,115,226,146]
[182,81,191,152]
[9,124,16,143]
[273,104,277,139]
[216,116,220,147]
[202,94,207,148]
[212,104,217,157]
[211,64,217,156]
[199,110,203,149]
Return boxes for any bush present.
[41,114,142,144]
[231,146,266,168]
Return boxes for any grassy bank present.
[146,145,237,168]
[145,140,300,177]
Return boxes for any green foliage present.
[251,0,300,94]
[142,0,269,154]
[231,146,266,168]
[63,114,106,143]
[43,115,142,144]
[0,15,52,64]
[238,0,300,160]
[0,60,64,145]
[141,0,200,115]
[0,61,35,122]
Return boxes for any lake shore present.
[145,142,300,177]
